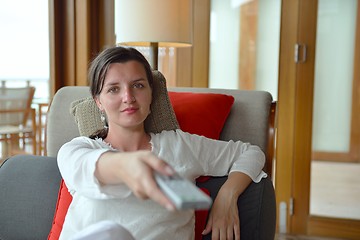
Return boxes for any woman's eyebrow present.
[103,81,120,87]
[131,78,146,83]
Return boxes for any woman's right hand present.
[95,150,176,211]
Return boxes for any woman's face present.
[95,60,152,131]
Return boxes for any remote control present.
[154,172,212,210]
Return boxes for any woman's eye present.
[133,83,144,89]
[108,87,119,93]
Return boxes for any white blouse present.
[57,129,267,240]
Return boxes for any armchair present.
[0,75,276,239]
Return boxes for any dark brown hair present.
[89,46,153,98]
[88,46,154,139]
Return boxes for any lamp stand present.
[150,42,159,70]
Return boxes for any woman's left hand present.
[202,188,240,240]
[201,172,252,240]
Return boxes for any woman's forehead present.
[104,62,147,81]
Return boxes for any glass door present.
[310,0,360,221]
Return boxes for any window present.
[0,0,50,101]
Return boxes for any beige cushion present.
[70,70,179,136]
[70,98,103,137]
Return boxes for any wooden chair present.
[0,86,37,160]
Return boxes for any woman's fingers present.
[233,224,240,240]
[125,151,176,210]
[96,150,176,210]
[202,212,213,235]
[203,199,241,240]
[207,226,238,240]
[144,176,176,211]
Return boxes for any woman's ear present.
[94,96,103,111]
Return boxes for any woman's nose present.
[122,89,135,103]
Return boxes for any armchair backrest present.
[169,87,275,176]
[46,86,275,175]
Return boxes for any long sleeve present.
[57,137,132,199]
[151,130,267,183]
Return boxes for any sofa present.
[0,72,276,240]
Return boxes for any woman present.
[58,46,267,240]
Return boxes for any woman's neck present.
[105,128,151,152]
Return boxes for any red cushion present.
[195,188,211,240]
[48,92,234,240]
[168,92,234,140]
[48,180,72,240]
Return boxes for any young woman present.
[57,46,267,240]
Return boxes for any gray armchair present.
[0,83,276,240]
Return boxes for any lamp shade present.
[115,0,193,47]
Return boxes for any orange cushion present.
[48,92,234,240]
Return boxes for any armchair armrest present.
[0,155,62,240]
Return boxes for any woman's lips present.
[121,107,138,114]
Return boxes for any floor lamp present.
[115,0,193,70]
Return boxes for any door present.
[309,0,360,238]
[276,0,360,238]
